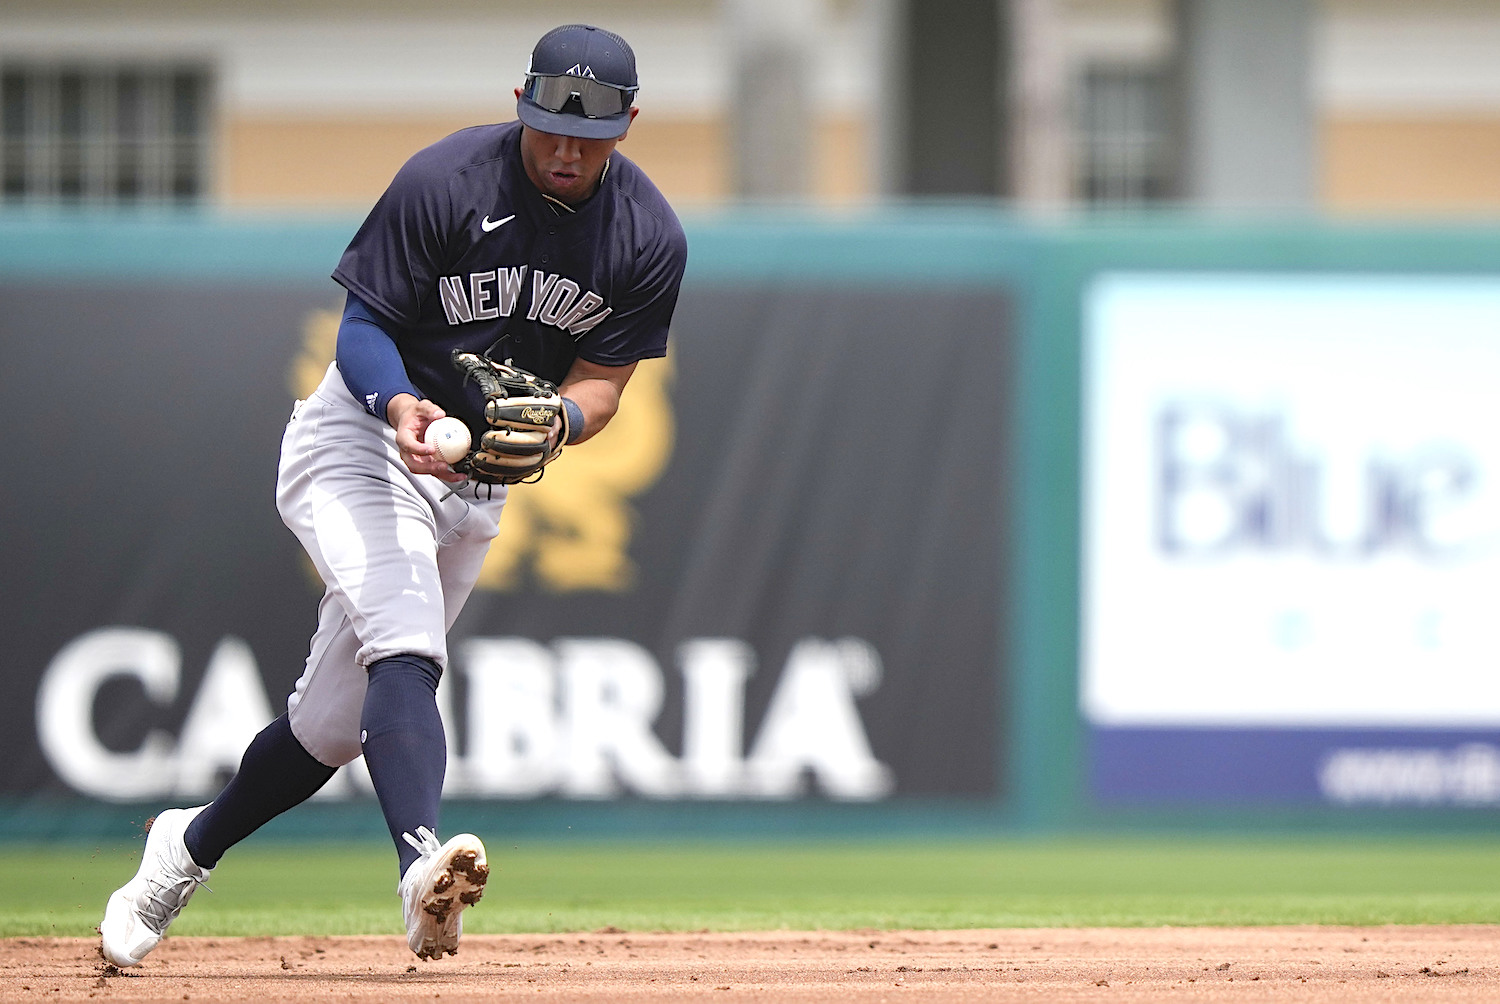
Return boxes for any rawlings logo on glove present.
[450,350,568,485]
[519,405,556,424]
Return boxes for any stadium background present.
[3,0,1500,844]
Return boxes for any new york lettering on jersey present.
[332,118,684,418]
[437,265,612,339]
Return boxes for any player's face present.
[517,106,638,205]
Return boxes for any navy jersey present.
[333,119,687,429]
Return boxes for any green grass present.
[9,837,1500,938]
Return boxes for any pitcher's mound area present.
[5,926,1497,1002]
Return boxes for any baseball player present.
[101,23,687,966]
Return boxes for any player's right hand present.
[388,394,468,484]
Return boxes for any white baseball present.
[424,417,471,464]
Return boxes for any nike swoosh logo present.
[481,214,515,232]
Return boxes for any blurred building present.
[2,0,1499,213]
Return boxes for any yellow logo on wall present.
[292,307,673,593]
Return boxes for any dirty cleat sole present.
[399,829,488,961]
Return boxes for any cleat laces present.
[139,868,211,934]
[402,826,443,860]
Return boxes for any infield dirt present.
[3,926,1497,1002]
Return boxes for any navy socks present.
[361,654,448,876]
[183,713,337,869]
[180,656,447,877]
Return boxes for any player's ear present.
[514,87,523,101]
[616,106,639,141]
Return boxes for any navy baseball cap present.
[518,24,638,140]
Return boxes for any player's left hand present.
[388,395,468,484]
[450,352,566,484]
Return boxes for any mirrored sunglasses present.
[523,74,637,119]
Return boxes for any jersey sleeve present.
[332,149,456,330]
[575,211,688,367]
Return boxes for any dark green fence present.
[2,209,1497,840]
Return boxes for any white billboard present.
[1082,273,1500,729]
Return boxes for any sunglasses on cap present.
[522,73,637,119]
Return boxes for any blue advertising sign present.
[1082,274,1500,805]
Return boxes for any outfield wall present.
[2,209,1498,840]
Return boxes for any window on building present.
[1076,64,1174,205]
[1,64,211,204]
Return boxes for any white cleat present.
[100,807,212,967]
[399,827,488,960]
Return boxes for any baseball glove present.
[450,350,566,484]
